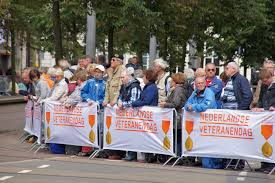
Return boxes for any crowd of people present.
[18,54,275,172]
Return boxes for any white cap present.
[95,65,105,72]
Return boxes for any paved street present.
[0,103,274,183]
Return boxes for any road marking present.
[18,170,32,174]
[0,176,14,181]
[237,177,245,181]
[0,159,38,165]
[38,165,50,169]
[238,171,248,176]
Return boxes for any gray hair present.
[184,68,195,80]
[47,67,56,76]
[153,58,169,69]
[58,59,71,70]
[227,62,239,72]
[263,59,274,66]
[134,69,144,78]
[121,68,134,79]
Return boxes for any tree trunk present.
[11,29,16,95]
[52,0,63,63]
[108,26,114,62]
[26,32,31,67]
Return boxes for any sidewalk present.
[0,95,25,104]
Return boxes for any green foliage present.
[1,0,274,67]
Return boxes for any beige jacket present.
[46,78,68,101]
[156,72,171,104]
[250,80,262,109]
[103,65,125,104]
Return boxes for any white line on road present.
[0,176,14,181]
[38,165,50,169]
[238,171,248,176]
[237,177,245,181]
[18,170,32,174]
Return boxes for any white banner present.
[103,106,175,156]
[44,101,98,148]
[182,109,275,163]
[33,102,42,143]
[24,100,33,134]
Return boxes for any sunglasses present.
[207,69,215,72]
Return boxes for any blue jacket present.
[132,82,158,107]
[231,72,252,110]
[81,78,106,106]
[206,76,223,109]
[184,87,217,112]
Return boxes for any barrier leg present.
[30,144,40,152]
[172,157,183,167]
[19,132,28,140]
[34,144,47,154]
[268,167,275,175]
[89,150,100,159]
[234,159,241,169]
[244,160,252,171]
[20,134,32,143]
[162,156,175,166]
[28,141,38,151]
[225,159,233,169]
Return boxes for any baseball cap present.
[95,65,105,72]
[112,54,124,61]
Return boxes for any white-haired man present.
[222,62,252,110]
[43,68,68,102]
[153,58,171,105]
[118,67,142,161]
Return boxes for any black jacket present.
[231,72,253,110]
[258,82,275,110]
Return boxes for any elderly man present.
[43,68,68,102]
[250,60,274,108]
[117,68,142,161]
[185,77,217,112]
[222,62,252,110]
[78,55,92,70]
[102,54,125,160]
[153,58,171,105]
[205,63,223,108]
[126,56,142,70]
[118,68,141,109]
[102,54,125,107]
[17,67,35,101]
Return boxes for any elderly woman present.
[43,68,68,102]
[195,68,206,78]
[62,71,87,108]
[159,72,189,156]
[58,59,74,81]
[132,69,158,163]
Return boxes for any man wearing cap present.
[102,54,125,107]
[43,68,68,101]
[81,65,106,107]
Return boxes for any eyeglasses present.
[207,69,215,72]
